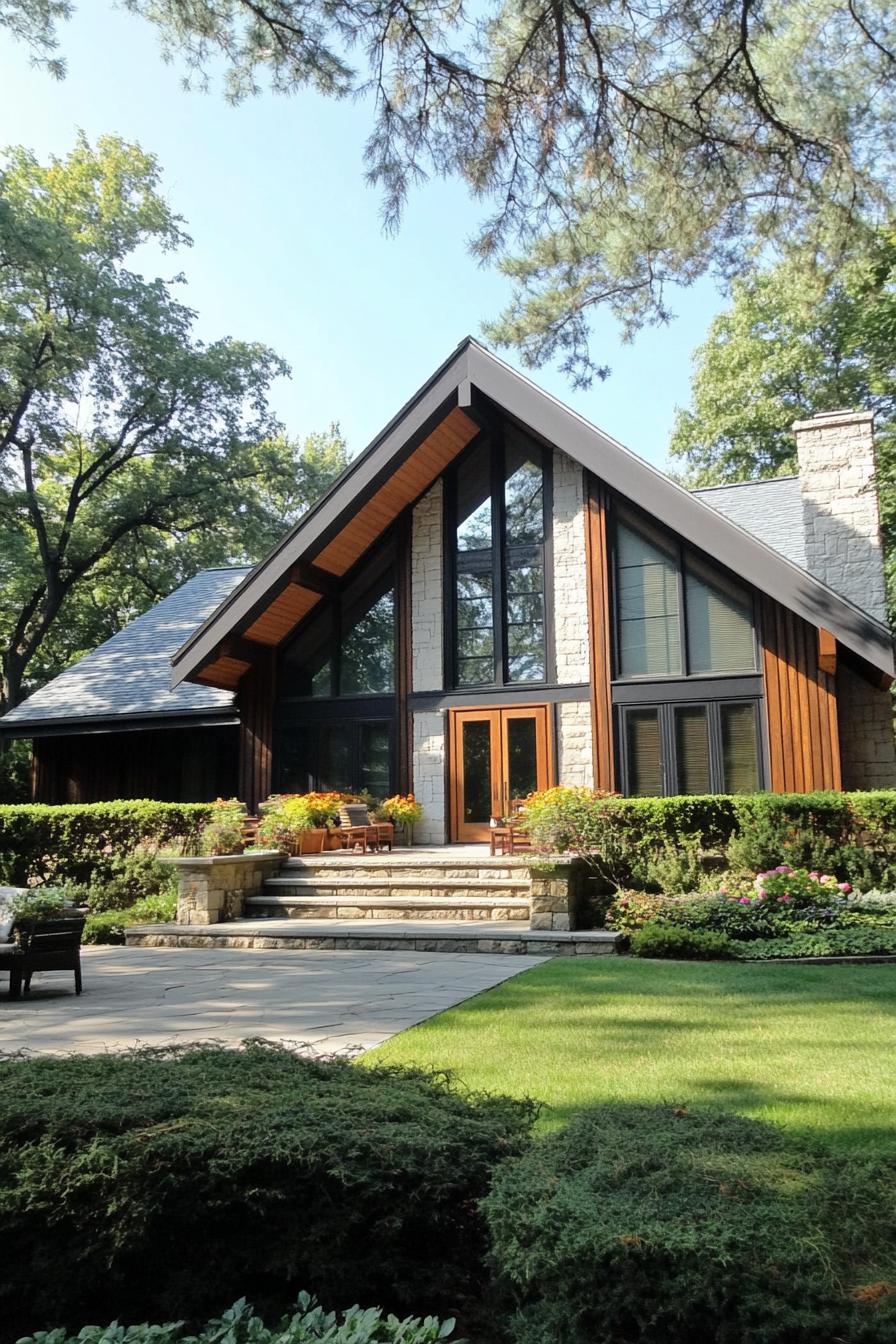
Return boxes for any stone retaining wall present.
[162,852,284,925]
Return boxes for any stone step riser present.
[281,866,524,881]
[263,885,529,901]
[248,903,528,922]
[127,930,617,956]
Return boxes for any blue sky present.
[0,3,725,469]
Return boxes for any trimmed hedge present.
[0,1042,535,1340]
[630,924,734,959]
[523,788,896,888]
[484,1104,896,1344]
[0,800,213,888]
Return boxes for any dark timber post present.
[238,648,275,813]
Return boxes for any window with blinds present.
[614,512,757,679]
[619,700,761,796]
[616,521,682,677]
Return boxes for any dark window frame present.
[609,497,761,683]
[444,427,555,690]
[274,715,396,796]
[616,696,767,796]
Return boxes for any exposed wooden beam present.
[288,563,339,597]
[818,628,837,676]
[219,635,264,666]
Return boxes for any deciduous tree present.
[0,135,347,711]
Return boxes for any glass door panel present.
[451,706,551,842]
[461,718,494,825]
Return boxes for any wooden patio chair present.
[490,799,532,856]
[15,917,85,996]
[337,804,393,853]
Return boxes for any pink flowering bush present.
[750,864,850,909]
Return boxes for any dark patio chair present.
[0,942,24,1000]
[15,917,85,996]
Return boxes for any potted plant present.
[197,798,247,856]
[257,795,316,854]
[377,794,424,847]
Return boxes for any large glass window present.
[620,700,762,796]
[280,566,395,698]
[278,719,394,797]
[614,511,757,679]
[451,430,548,687]
[340,584,395,695]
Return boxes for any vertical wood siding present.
[584,474,615,792]
[238,648,275,812]
[761,596,841,792]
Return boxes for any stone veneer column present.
[551,449,592,685]
[836,663,896,789]
[558,701,595,787]
[411,481,443,692]
[412,711,446,843]
[793,410,887,622]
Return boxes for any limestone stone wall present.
[529,859,591,931]
[552,449,591,683]
[165,852,284,925]
[411,481,443,692]
[837,663,896,789]
[412,711,447,844]
[794,410,887,622]
[558,700,594,787]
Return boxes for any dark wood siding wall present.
[31,725,239,804]
[584,474,615,792]
[238,647,275,813]
[760,596,841,792]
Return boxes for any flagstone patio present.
[0,943,545,1057]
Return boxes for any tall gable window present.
[611,505,763,796]
[450,429,549,688]
[276,545,396,797]
[614,510,757,679]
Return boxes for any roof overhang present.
[172,337,895,688]
[0,708,240,741]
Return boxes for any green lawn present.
[368,958,896,1153]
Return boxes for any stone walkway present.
[0,945,544,1056]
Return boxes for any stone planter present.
[161,851,284,925]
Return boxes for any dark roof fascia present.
[170,339,474,688]
[465,342,895,677]
[0,709,239,741]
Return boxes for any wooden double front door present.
[449,705,552,842]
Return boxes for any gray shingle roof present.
[1,567,250,734]
[691,476,807,570]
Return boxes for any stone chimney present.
[793,409,887,623]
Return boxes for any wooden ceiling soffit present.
[312,406,479,576]
[243,582,322,645]
[194,656,253,690]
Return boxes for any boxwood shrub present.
[0,1043,535,1341]
[0,800,212,888]
[629,923,734,960]
[484,1104,896,1344]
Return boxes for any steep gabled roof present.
[2,568,248,737]
[172,338,895,684]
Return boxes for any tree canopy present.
[0,134,347,712]
[4,0,896,383]
[669,231,896,613]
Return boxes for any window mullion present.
[493,430,506,686]
[677,540,689,677]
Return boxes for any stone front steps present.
[126,918,623,956]
[253,853,533,923]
